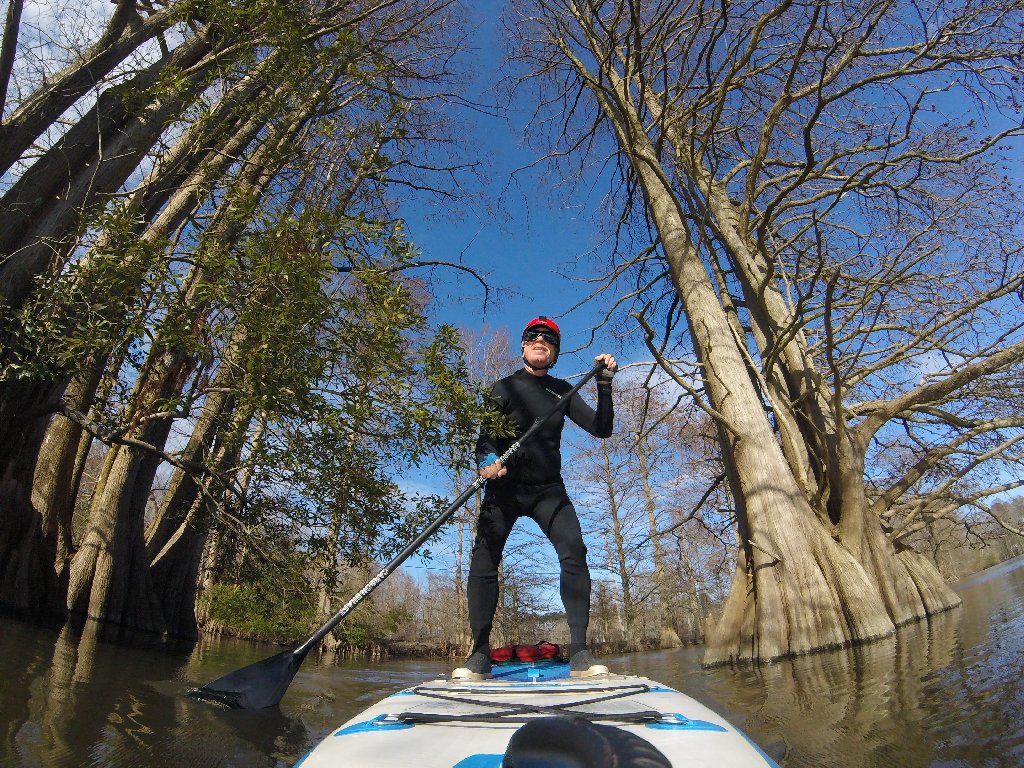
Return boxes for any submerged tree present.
[508,0,1024,662]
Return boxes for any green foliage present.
[150,65,191,103]
[202,580,316,641]
[330,574,419,649]
[178,0,314,50]
[0,0,474,647]
[340,621,370,648]
[2,207,170,381]
[197,207,484,641]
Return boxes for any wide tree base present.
[702,546,963,666]
[702,527,900,665]
[895,550,963,618]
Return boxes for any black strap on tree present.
[190,360,606,709]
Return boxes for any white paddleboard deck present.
[295,661,778,767]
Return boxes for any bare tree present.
[508,0,1024,663]
[568,371,723,648]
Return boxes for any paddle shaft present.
[293,360,606,659]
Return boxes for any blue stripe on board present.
[735,726,783,767]
[334,714,414,736]
[451,755,503,768]
[490,661,571,681]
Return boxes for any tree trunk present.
[0,379,64,614]
[0,31,216,314]
[676,552,707,644]
[0,111,238,614]
[836,431,961,622]
[636,438,681,647]
[144,351,236,562]
[194,419,263,627]
[0,0,24,121]
[25,369,106,615]
[146,361,253,639]
[591,66,895,663]
[0,59,274,471]
[692,167,840,517]
[689,150,964,628]
[147,495,210,641]
[65,343,195,635]
[125,59,276,238]
[0,2,180,176]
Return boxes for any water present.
[1,556,1021,767]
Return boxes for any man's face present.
[522,331,556,368]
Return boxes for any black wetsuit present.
[469,368,613,654]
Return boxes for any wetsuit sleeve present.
[475,382,509,466]
[566,381,613,438]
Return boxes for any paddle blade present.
[189,648,304,709]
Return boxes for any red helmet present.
[522,316,560,344]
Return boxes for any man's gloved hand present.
[595,353,617,383]
[478,452,507,480]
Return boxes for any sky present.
[395,2,633,374]
[388,4,639,593]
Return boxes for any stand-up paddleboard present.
[294,659,779,767]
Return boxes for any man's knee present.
[469,540,503,579]
[557,539,588,571]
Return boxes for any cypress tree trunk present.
[65,344,195,634]
[594,65,896,663]
[535,4,1000,660]
[63,71,325,631]
[146,350,255,639]
[25,370,107,616]
[147,496,210,641]
[0,379,64,614]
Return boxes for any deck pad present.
[295,663,781,768]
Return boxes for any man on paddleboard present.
[453,316,617,681]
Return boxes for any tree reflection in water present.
[0,556,1021,767]
[600,556,1024,767]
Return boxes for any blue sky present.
[397,2,631,375]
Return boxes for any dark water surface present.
[1,555,1021,767]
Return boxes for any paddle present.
[190,360,607,709]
